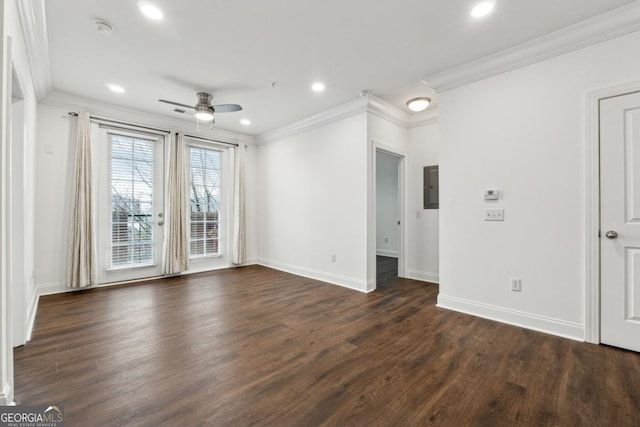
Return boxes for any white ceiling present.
[45,0,635,135]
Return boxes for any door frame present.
[369,139,408,291]
[96,125,167,284]
[585,80,640,344]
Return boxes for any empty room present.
[1,0,639,425]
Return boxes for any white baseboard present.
[37,281,68,296]
[437,294,584,341]
[244,257,258,265]
[25,290,39,342]
[376,249,398,258]
[408,269,439,284]
[0,382,13,405]
[257,257,369,293]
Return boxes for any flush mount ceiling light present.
[471,1,496,18]
[312,82,325,92]
[406,97,431,112]
[106,83,125,93]
[138,1,164,20]
[241,118,251,126]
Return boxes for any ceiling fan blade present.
[213,104,243,113]
[158,99,195,110]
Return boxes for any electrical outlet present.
[331,254,337,263]
[485,208,505,221]
[511,278,522,292]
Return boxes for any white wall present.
[437,30,640,340]
[0,0,40,404]
[408,122,439,283]
[34,100,259,294]
[376,151,399,257]
[257,113,369,291]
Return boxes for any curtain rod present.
[68,112,170,134]
[184,134,239,147]
[68,112,240,147]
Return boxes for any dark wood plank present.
[13,264,640,426]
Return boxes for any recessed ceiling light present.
[241,119,251,126]
[138,1,164,20]
[406,97,431,112]
[471,1,495,18]
[106,84,125,93]
[312,82,325,92]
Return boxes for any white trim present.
[423,2,640,93]
[25,290,38,342]
[257,257,370,293]
[367,96,410,129]
[258,95,421,145]
[37,281,68,296]
[584,80,640,344]
[243,256,258,265]
[376,249,398,258]
[408,109,438,128]
[16,0,52,100]
[437,294,584,341]
[0,382,13,405]
[41,91,256,145]
[258,96,369,144]
[407,269,439,284]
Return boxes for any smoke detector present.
[94,20,114,36]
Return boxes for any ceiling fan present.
[159,92,242,123]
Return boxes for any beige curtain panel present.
[232,145,246,265]
[67,112,97,288]
[163,131,188,274]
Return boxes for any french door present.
[97,127,165,283]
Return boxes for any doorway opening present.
[374,148,403,288]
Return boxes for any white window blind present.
[189,146,222,257]
[109,133,157,267]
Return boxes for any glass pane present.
[110,134,156,268]
[189,146,222,257]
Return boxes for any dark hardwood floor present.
[14,263,640,426]
[376,255,398,286]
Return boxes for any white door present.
[601,91,640,352]
[97,127,165,283]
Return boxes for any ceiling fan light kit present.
[159,91,243,127]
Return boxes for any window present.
[189,146,222,257]
[109,133,157,267]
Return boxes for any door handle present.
[605,230,618,239]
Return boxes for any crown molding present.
[408,109,438,128]
[17,0,52,100]
[423,2,640,93]
[41,91,256,144]
[258,94,439,144]
[366,95,411,128]
[258,96,369,144]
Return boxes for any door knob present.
[605,230,618,239]
[158,221,164,226]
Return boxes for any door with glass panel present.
[98,127,165,283]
